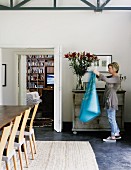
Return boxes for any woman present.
[93,62,121,142]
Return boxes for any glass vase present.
[76,76,83,90]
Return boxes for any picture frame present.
[2,64,6,87]
[92,55,112,72]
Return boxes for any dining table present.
[0,105,33,129]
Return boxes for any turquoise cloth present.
[79,72,101,123]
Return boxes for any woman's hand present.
[93,69,100,76]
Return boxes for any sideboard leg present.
[73,131,77,135]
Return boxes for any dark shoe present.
[115,135,121,140]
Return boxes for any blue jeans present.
[106,108,120,137]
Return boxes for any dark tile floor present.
[34,127,131,170]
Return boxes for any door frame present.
[0,45,62,132]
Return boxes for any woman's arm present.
[93,69,100,76]
[99,74,120,84]
[93,69,120,84]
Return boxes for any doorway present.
[0,46,62,132]
[21,52,54,128]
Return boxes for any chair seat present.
[24,128,34,136]
[2,149,16,161]
[14,138,26,148]
[16,129,34,138]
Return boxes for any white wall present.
[0,10,131,121]
[0,49,2,104]
[1,49,18,104]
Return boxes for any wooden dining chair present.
[24,104,39,160]
[0,124,12,170]
[2,114,22,170]
[15,108,31,170]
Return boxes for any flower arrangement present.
[64,52,99,89]
[64,52,99,76]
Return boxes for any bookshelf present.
[26,54,54,96]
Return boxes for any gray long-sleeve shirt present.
[98,74,120,110]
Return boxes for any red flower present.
[72,52,76,57]
[64,51,99,77]
[64,54,69,58]
[80,54,83,60]
[86,53,91,57]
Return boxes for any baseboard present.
[124,122,131,134]
[62,122,131,133]
[62,122,72,132]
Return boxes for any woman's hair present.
[108,62,119,73]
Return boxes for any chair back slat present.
[19,108,31,142]
[0,124,12,169]
[7,114,22,156]
[29,104,39,131]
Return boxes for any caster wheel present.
[73,131,77,135]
